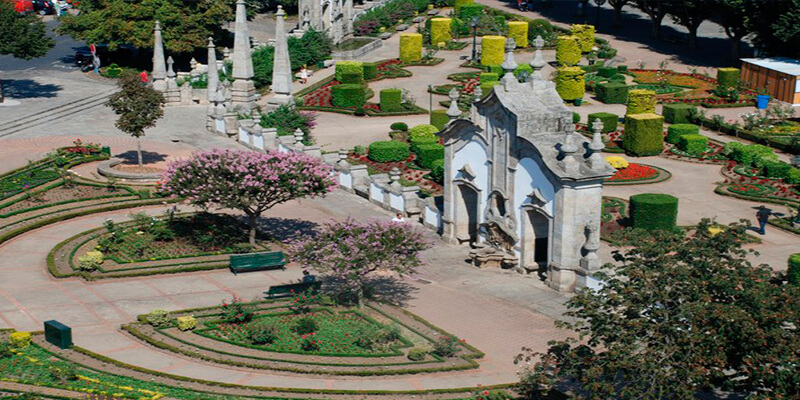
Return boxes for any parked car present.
[31,0,54,14]
[13,0,34,14]
[74,44,138,71]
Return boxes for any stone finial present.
[446,88,461,120]
[152,20,167,90]
[337,149,350,167]
[588,118,606,170]
[389,167,402,188]
[190,58,198,70]
[560,133,579,173]
[166,56,176,78]
[579,222,602,271]
[251,108,261,121]
[293,128,304,145]
[529,35,546,81]
[473,85,483,102]
[500,37,519,88]
[232,0,254,80]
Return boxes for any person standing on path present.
[392,213,405,223]
[299,66,308,85]
[756,205,771,235]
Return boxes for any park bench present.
[229,251,286,274]
[264,282,321,299]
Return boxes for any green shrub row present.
[368,141,410,162]
[630,193,679,231]
[596,82,629,104]
[666,123,699,144]
[415,144,444,169]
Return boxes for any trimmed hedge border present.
[0,181,138,218]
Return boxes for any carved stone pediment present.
[527,188,548,207]
[458,164,476,181]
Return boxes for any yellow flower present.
[605,156,629,169]
[708,226,724,236]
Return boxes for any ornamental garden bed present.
[48,212,271,280]
[122,299,484,376]
[628,69,756,108]
[716,161,800,206]
[605,163,671,185]
[662,140,728,164]
[349,153,443,196]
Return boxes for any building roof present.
[741,57,800,76]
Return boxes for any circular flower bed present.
[607,163,658,182]
[727,183,774,196]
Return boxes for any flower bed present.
[629,69,755,107]
[727,183,774,196]
[349,153,443,196]
[605,163,668,184]
[664,141,728,164]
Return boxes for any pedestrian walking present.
[139,71,149,85]
[756,205,771,235]
[301,269,316,283]
[299,66,308,85]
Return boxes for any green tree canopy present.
[0,0,54,59]
[516,219,800,400]
[106,74,165,166]
[57,0,232,53]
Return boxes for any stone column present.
[268,6,294,110]
[231,0,255,111]
[207,37,219,103]
[152,21,167,92]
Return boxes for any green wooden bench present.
[229,251,286,274]
[264,282,320,299]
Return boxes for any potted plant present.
[756,85,770,110]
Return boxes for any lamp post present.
[593,0,606,29]
[428,84,433,114]
[470,16,479,63]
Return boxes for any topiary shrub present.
[570,24,595,53]
[513,64,533,80]
[146,309,172,327]
[676,134,708,156]
[788,254,800,285]
[508,21,528,48]
[785,168,800,184]
[598,66,617,78]
[572,112,580,124]
[9,332,31,350]
[335,61,364,82]
[431,18,452,46]
[340,72,363,84]
[410,136,439,154]
[716,67,740,89]
[555,66,585,101]
[623,113,664,157]
[481,36,506,66]
[454,0,473,11]
[408,347,428,361]
[390,122,409,131]
[379,88,403,112]
[556,35,581,66]
[415,143,445,169]
[662,103,696,124]
[626,89,656,115]
[400,33,423,63]
[368,141,410,162]
[761,160,793,180]
[479,73,499,83]
[409,124,439,140]
[332,84,366,108]
[587,112,618,133]
[363,62,378,80]
[177,316,197,331]
[430,109,449,130]
[429,159,445,184]
[596,82,629,104]
[724,143,777,168]
[459,3,483,20]
[666,123,699,144]
[630,193,678,231]
[78,250,104,271]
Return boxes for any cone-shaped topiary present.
[556,35,581,66]
[431,18,452,47]
[400,33,423,63]
[555,66,586,101]
[508,21,528,48]
[626,89,656,115]
[570,24,595,53]
[481,35,505,66]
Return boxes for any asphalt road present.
[0,18,87,72]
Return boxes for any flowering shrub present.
[288,290,318,314]
[146,309,171,327]
[78,250,104,271]
[729,183,772,196]
[605,156,629,169]
[607,163,658,182]
[431,336,463,357]
[9,332,31,349]
[176,316,196,331]
[220,297,253,324]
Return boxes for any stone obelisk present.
[206,37,219,103]
[267,5,293,110]
[152,21,167,92]
[230,0,255,111]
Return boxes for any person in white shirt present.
[391,213,405,223]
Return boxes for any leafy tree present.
[608,0,630,28]
[57,0,232,53]
[666,0,715,48]
[161,149,336,245]
[715,0,753,60]
[105,74,165,166]
[0,0,54,102]
[259,104,317,140]
[747,0,800,58]
[252,29,332,88]
[634,0,669,39]
[515,219,800,399]
[289,219,429,308]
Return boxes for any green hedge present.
[572,112,580,124]
[430,159,445,184]
[368,141,410,162]
[596,82,629,104]
[662,103,696,124]
[762,160,793,180]
[598,66,617,78]
[363,62,378,81]
[623,113,664,157]
[722,142,777,168]
[587,112,618,133]
[630,193,678,231]
[479,73,499,83]
[410,136,439,154]
[415,143,445,169]
[716,67,740,89]
[555,66,585,101]
[390,122,408,131]
[789,254,800,285]
[340,72,364,84]
[666,123,699,144]
[335,61,364,82]
[676,134,708,156]
[379,88,403,112]
[626,89,656,115]
[430,109,449,130]
[332,84,367,108]
[459,3,483,20]
[409,124,439,140]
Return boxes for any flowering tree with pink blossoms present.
[288,219,429,308]
[161,149,336,246]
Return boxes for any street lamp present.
[593,0,606,29]
[470,16,479,63]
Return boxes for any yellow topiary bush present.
[555,66,585,101]
[570,24,595,53]
[556,35,581,66]
[399,33,423,63]
[481,35,506,66]
[507,21,528,48]
[430,18,452,47]
[78,250,104,271]
[176,316,197,331]
[626,89,657,115]
[605,156,629,169]
[9,331,31,349]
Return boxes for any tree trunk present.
[136,137,143,167]
[651,14,664,39]
[689,26,698,48]
[357,285,364,309]
[247,213,258,246]
[613,6,623,27]
[731,36,741,60]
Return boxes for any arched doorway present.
[521,208,550,271]
[455,184,480,244]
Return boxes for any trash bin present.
[756,94,770,110]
